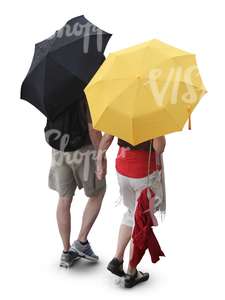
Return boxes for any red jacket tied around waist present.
[130,188,165,268]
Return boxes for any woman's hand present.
[153,136,166,154]
[96,157,107,180]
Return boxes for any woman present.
[96,135,166,288]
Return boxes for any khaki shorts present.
[48,145,106,198]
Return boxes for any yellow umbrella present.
[84,39,207,145]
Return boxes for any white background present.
[1,0,225,299]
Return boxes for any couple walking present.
[46,96,165,288]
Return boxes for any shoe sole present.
[59,256,81,268]
[125,273,149,288]
[72,247,99,263]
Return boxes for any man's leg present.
[70,145,106,261]
[77,189,105,242]
[70,189,105,262]
[56,196,73,252]
[57,195,80,268]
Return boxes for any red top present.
[116,147,159,178]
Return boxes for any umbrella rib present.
[29,37,57,75]
[87,78,134,90]
[131,76,143,143]
[42,55,85,112]
[47,54,86,86]
[49,41,105,83]
[29,33,108,75]
[142,53,195,80]
[163,105,183,130]
[51,32,92,51]
[42,58,47,107]
[94,79,138,129]
[106,79,138,109]
[26,53,46,77]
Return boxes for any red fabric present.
[116,147,159,178]
[129,188,165,268]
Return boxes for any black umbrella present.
[21,15,111,120]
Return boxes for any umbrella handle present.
[146,140,153,188]
[188,105,192,130]
[146,141,160,225]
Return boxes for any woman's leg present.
[107,222,132,277]
[114,173,136,261]
[107,174,134,276]
[126,187,146,275]
[127,239,136,275]
[114,224,132,262]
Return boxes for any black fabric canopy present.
[21,15,111,120]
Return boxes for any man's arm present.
[85,99,102,150]
[88,123,102,150]
[96,134,114,180]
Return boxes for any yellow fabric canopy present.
[85,39,207,145]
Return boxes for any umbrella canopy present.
[85,39,207,145]
[21,15,112,120]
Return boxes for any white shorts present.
[117,171,163,227]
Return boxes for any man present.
[45,96,106,268]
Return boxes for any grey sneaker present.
[71,240,99,262]
[59,250,80,268]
